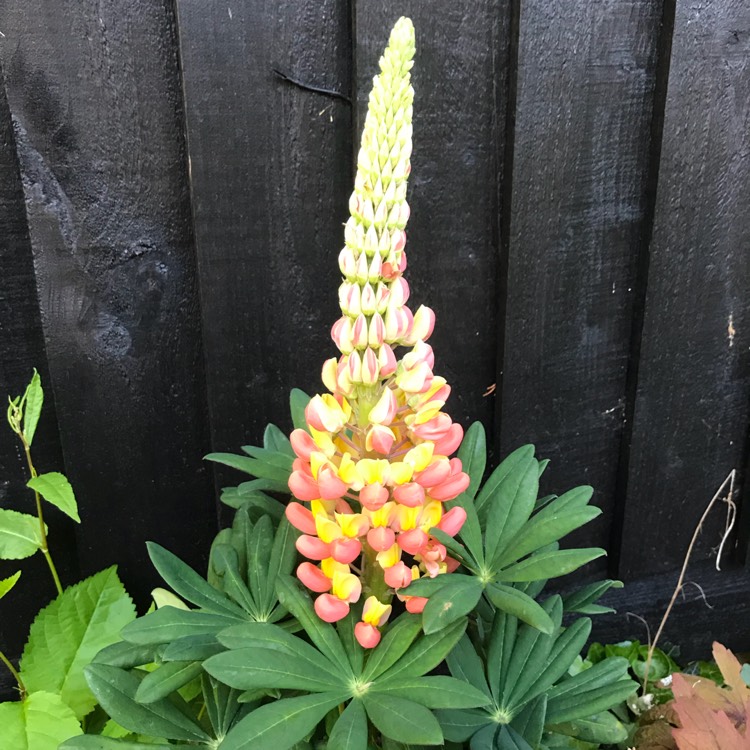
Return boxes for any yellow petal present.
[404,443,434,472]
[376,543,401,569]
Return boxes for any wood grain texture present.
[175,0,352,463]
[590,561,750,660]
[618,0,750,578]
[0,68,78,677]
[498,0,662,572]
[354,2,508,444]
[0,0,217,603]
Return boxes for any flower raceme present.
[285,17,469,648]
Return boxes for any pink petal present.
[354,622,382,648]
[314,594,350,623]
[297,562,331,593]
[285,502,317,535]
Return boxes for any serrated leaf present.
[485,583,554,634]
[220,691,345,750]
[27,471,80,523]
[496,548,606,582]
[0,690,82,749]
[20,567,136,719]
[121,606,240,645]
[327,698,367,749]
[421,578,483,634]
[84,664,210,741]
[290,389,311,432]
[0,508,44,559]
[146,542,244,617]
[0,570,21,599]
[364,693,443,745]
[20,369,44,445]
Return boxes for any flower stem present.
[0,649,26,699]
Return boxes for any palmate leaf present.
[134,660,204,703]
[290,388,311,432]
[0,508,45,559]
[62,738,190,749]
[219,692,346,750]
[0,690,82,750]
[120,606,241,645]
[327,698,368,749]
[363,693,444,746]
[84,664,210,742]
[371,676,491,710]
[20,567,137,719]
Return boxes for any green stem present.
[21,438,63,596]
[0,649,26,699]
[361,545,392,604]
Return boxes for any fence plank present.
[618,0,750,578]
[0,0,217,603]
[354,2,507,441]
[175,0,352,462]
[0,70,78,677]
[498,0,662,575]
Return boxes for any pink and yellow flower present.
[285,17,469,647]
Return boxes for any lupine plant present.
[63,16,637,750]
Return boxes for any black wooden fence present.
[1,0,748,685]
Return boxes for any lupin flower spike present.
[286,16,469,648]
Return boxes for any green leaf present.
[484,452,539,566]
[378,619,467,683]
[21,369,44,446]
[264,517,298,612]
[458,422,486,500]
[290,389,311,431]
[205,645,346,693]
[247,514,274,605]
[211,543,258,614]
[485,583,554,634]
[546,680,637,725]
[93,641,163,669]
[263,423,295,456]
[493,489,600,568]
[514,618,592,707]
[241,446,294,473]
[202,674,241,738]
[495,725,534,750]
[337,615,365,674]
[0,570,21,599]
[205,453,291,483]
[121,606,240,645]
[20,567,137,719]
[27,471,80,523]
[327,699,367,749]
[475,445,535,522]
[84,664,210,741]
[134,660,204,703]
[363,693,443,746]
[146,542,245,617]
[547,711,628,744]
[275,575,352,673]
[362,613,423,681]
[221,486,287,513]
[61,738,191,749]
[422,578,483,635]
[496,548,606,582]
[0,508,44,559]
[435,709,491,743]
[486,610,518,702]
[0,691,81,749]
[446,635,492,698]
[467,722,497,749]
[509,695,546,748]
[562,579,623,615]
[161,634,224,662]
[220,691,345,750]
[428,527,477,568]
[372,676,491,709]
